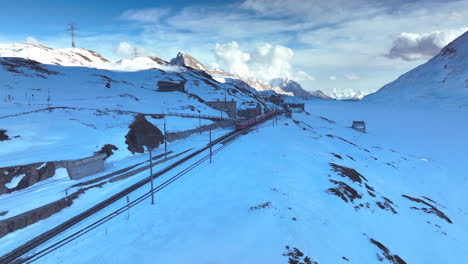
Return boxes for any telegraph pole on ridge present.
[68,23,78,48]
[133,48,140,58]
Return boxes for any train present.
[235,110,280,130]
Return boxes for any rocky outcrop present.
[0,162,56,195]
[170,52,209,72]
[95,144,118,159]
[0,129,9,141]
[125,114,164,154]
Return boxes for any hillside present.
[364,30,468,107]
[0,44,269,167]
[10,99,467,264]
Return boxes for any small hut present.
[352,121,366,133]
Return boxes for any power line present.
[133,47,140,58]
[68,23,78,48]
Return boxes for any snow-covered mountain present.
[0,44,269,167]
[170,52,210,72]
[364,30,468,106]
[270,78,332,99]
[0,43,110,67]
[168,52,337,100]
[1,40,468,264]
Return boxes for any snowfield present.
[17,99,468,264]
[1,31,468,264]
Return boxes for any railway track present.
[0,113,278,264]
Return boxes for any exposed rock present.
[170,52,209,72]
[0,162,56,195]
[369,238,407,264]
[95,144,119,159]
[0,129,10,141]
[402,194,452,224]
[329,163,368,183]
[125,114,164,154]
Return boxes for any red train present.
[235,110,280,130]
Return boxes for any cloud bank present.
[213,41,313,82]
[121,8,170,23]
[115,42,154,58]
[387,29,467,61]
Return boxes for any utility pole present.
[148,147,154,205]
[164,117,167,159]
[133,47,139,58]
[68,23,77,48]
[47,87,51,111]
[209,129,212,163]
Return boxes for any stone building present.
[352,121,366,133]
[284,103,305,112]
[157,80,186,93]
[206,99,237,118]
[238,103,262,119]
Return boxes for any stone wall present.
[157,80,186,92]
[55,153,107,180]
[166,120,235,142]
[0,196,70,238]
[205,100,237,118]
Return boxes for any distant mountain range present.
[168,52,332,99]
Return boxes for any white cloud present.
[344,73,360,80]
[115,42,155,58]
[250,43,293,80]
[329,76,337,81]
[329,87,375,100]
[213,42,251,77]
[213,41,313,82]
[121,8,170,23]
[26,36,40,45]
[386,29,467,61]
[294,71,315,81]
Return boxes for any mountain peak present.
[170,51,208,72]
[269,78,332,99]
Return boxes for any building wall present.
[157,80,186,93]
[205,100,237,118]
[55,153,107,180]
[166,120,236,142]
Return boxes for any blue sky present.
[1,0,467,96]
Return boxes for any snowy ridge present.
[169,52,295,96]
[270,78,332,99]
[0,45,269,167]
[0,43,110,67]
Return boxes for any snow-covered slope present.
[270,78,332,99]
[0,43,110,67]
[0,45,268,167]
[13,100,468,264]
[364,30,468,106]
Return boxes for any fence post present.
[126,195,130,221]
[164,117,168,159]
[149,148,154,205]
[209,129,212,163]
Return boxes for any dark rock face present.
[125,114,164,154]
[0,129,10,141]
[170,52,209,72]
[95,144,118,159]
[0,162,56,195]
